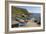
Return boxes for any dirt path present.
[25,20,40,27]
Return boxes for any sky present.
[16,6,41,13]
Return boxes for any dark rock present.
[37,22,41,25]
[34,20,37,22]
[12,24,19,28]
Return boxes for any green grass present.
[12,6,29,19]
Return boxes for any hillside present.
[12,6,29,16]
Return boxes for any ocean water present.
[29,13,41,21]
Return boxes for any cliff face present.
[12,6,29,20]
[12,6,29,16]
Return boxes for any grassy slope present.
[12,6,29,19]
